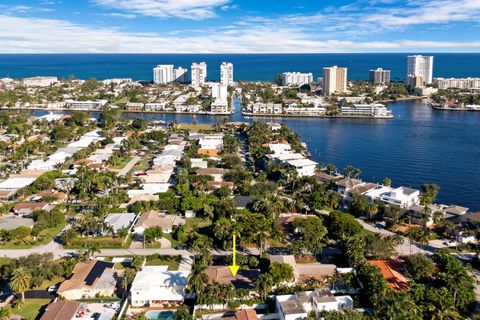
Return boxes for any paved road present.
[117,156,141,176]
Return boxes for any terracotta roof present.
[197,168,225,175]
[235,310,258,320]
[315,172,340,182]
[368,260,409,291]
[40,301,80,320]
[13,201,49,212]
[207,181,234,190]
[336,178,363,189]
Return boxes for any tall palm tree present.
[9,267,32,302]
[255,225,271,253]
[86,243,101,258]
[255,274,273,300]
[188,264,209,297]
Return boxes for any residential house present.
[276,289,353,320]
[379,187,420,208]
[233,196,255,210]
[286,159,318,177]
[197,168,225,182]
[269,255,336,284]
[57,260,117,300]
[368,260,409,291]
[134,210,185,234]
[205,266,260,290]
[130,266,190,307]
[12,202,50,217]
[40,300,81,320]
[104,212,136,234]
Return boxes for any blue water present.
[2,53,480,81]
[147,311,176,320]
[3,53,480,209]
[33,98,480,210]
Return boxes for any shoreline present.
[430,104,480,112]
[241,112,394,119]
[1,107,234,116]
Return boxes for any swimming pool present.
[146,311,176,320]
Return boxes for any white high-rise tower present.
[407,55,434,85]
[220,62,234,85]
[191,62,207,87]
[153,65,174,84]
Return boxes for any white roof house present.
[268,143,292,155]
[380,186,420,208]
[276,289,353,320]
[0,177,37,190]
[198,134,224,150]
[286,159,318,177]
[130,266,190,307]
[104,213,136,233]
[190,158,208,169]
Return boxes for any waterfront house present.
[286,159,318,177]
[379,187,420,208]
[129,266,190,307]
[58,260,116,300]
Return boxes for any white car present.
[47,286,57,293]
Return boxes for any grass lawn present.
[0,222,66,249]
[268,239,287,248]
[185,217,211,232]
[33,275,65,290]
[110,156,133,170]
[145,255,181,270]
[14,298,52,320]
[162,233,179,248]
[178,124,215,131]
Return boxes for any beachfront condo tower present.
[323,66,347,96]
[407,55,434,85]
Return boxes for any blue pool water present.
[146,311,176,320]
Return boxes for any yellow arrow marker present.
[228,233,240,277]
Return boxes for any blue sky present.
[1,0,480,53]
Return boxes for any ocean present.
[1,53,480,81]
[2,53,480,209]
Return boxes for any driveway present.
[117,156,141,176]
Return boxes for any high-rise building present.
[369,68,391,84]
[191,62,207,87]
[281,72,313,86]
[174,67,188,84]
[220,62,234,85]
[323,66,347,96]
[407,55,434,85]
[211,83,228,99]
[153,65,174,84]
[433,77,480,90]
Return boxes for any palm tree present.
[9,267,32,302]
[255,225,271,253]
[0,306,12,320]
[86,243,101,258]
[255,274,273,300]
[366,202,378,220]
[325,164,337,175]
[188,264,209,297]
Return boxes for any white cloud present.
[1,14,480,53]
[103,13,137,19]
[92,0,230,20]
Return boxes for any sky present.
[1,0,480,53]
